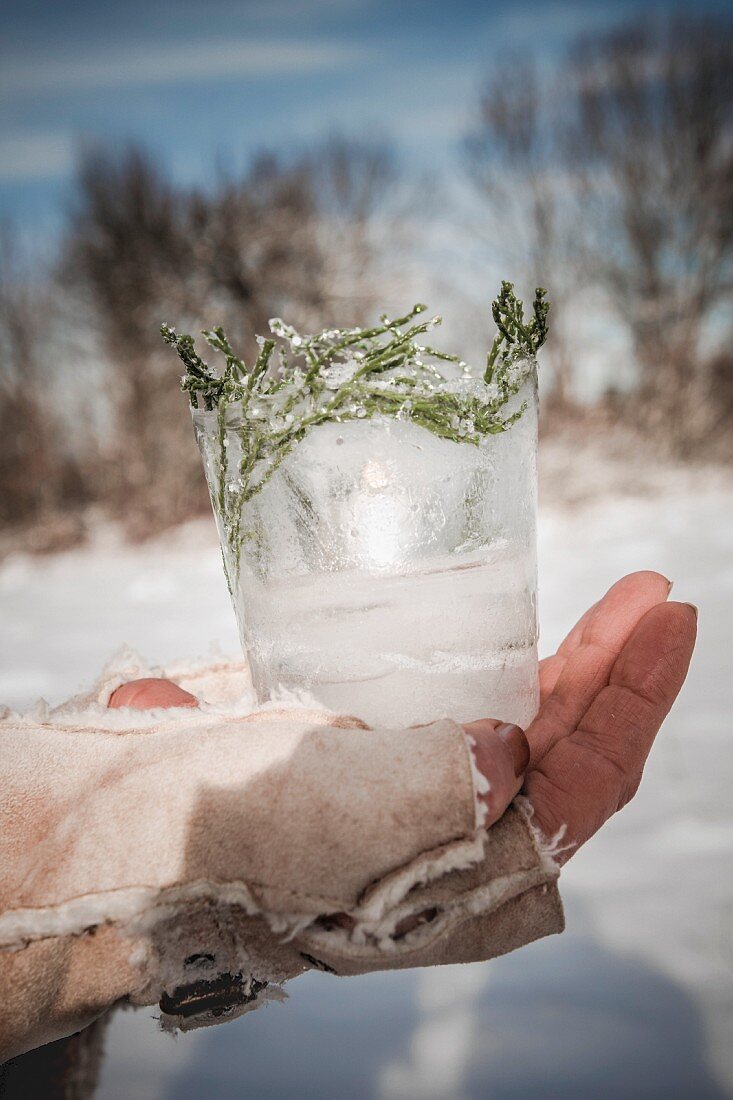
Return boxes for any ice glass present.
[193,368,539,728]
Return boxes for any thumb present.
[463,719,529,828]
[108,677,199,710]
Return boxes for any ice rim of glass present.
[162,280,549,584]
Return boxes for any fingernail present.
[666,579,674,595]
[683,602,698,620]
[496,723,530,777]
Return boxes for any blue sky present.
[0,0,728,236]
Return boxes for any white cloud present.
[272,57,479,146]
[0,132,74,182]
[490,0,637,46]
[0,37,365,97]
[241,0,370,20]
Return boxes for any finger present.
[539,572,672,702]
[571,601,697,799]
[463,718,530,827]
[537,653,567,705]
[108,677,199,710]
[531,571,672,761]
[526,602,696,859]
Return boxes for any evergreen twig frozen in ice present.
[161,281,549,579]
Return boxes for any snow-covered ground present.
[1,475,731,1099]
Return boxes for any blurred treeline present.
[1,14,731,550]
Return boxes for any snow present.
[1,473,732,1099]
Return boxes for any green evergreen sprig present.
[485,283,549,383]
[161,281,549,583]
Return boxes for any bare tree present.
[60,138,401,534]
[465,18,733,455]
[63,147,199,531]
[564,17,733,452]
[0,229,84,533]
[186,151,327,351]
[64,147,332,531]
[303,136,400,320]
[465,60,577,408]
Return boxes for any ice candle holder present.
[192,366,539,729]
[165,287,548,729]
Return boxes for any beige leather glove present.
[0,657,562,1057]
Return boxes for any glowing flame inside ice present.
[356,459,404,569]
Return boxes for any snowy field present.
[1,473,732,1099]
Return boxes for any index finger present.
[531,571,671,762]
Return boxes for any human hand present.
[108,681,527,830]
[108,676,529,941]
[109,570,696,866]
